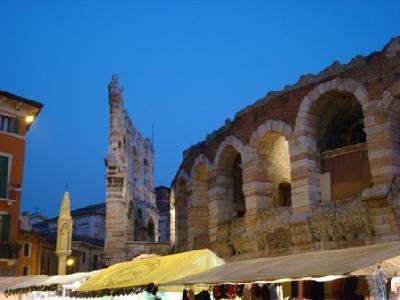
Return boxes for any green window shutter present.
[0,156,9,198]
[1,215,10,241]
[9,118,20,134]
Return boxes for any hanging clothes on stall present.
[375,264,388,300]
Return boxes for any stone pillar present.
[241,158,271,231]
[289,130,320,213]
[208,168,231,243]
[365,101,400,184]
[58,256,67,276]
[209,164,239,243]
[187,180,209,249]
[55,191,72,275]
[363,97,400,201]
[174,181,189,252]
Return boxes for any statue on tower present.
[55,191,73,275]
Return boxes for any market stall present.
[75,249,225,297]
[164,241,400,299]
[166,241,400,285]
[0,272,98,299]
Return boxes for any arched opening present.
[132,147,139,184]
[175,177,188,251]
[189,162,209,249]
[255,132,291,207]
[312,91,372,200]
[217,145,245,220]
[141,159,148,187]
[317,91,366,151]
[134,209,143,241]
[147,218,155,242]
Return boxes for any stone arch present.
[174,174,189,251]
[292,78,371,209]
[176,169,189,185]
[214,136,245,166]
[295,78,369,132]
[213,137,246,222]
[249,120,293,208]
[250,120,292,147]
[190,154,212,179]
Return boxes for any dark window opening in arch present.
[318,92,366,152]
[232,154,245,217]
[314,91,371,200]
[278,182,291,207]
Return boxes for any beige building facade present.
[171,37,400,261]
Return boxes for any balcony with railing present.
[0,183,20,205]
[319,132,366,152]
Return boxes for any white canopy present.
[0,275,49,292]
[166,241,400,285]
[0,271,98,293]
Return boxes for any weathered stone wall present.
[125,242,172,258]
[104,75,160,264]
[171,37,400,261]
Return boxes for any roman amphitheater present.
[170,37,400,261]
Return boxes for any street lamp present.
[66,258,74,266]
[25,115,34,124]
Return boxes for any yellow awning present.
[166,241,400,285]
[77,249,224,292]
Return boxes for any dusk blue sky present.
[0,1,399,217]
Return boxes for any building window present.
[23,243,31,257]
[0,156,10,198]
[0,115,20,134]
[92,254,98,270]
[147,218,155,242]
[0,214,10,241]
[46,257,51,275]
[82,251,86,264]
[22,265,29,276]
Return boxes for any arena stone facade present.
[171,37,400,261]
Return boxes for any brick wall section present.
[176,49,400,179]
